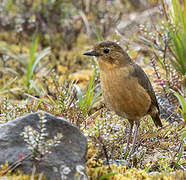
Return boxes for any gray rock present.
[157,95,183,122]
[0,111,88,180]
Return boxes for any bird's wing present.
[131,63,160,113]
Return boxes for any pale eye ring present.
[103,48,110,54]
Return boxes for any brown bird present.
[83,41,162,157]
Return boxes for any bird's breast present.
[100,67,151,120]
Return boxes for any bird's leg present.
[123,123,133,159]
[129,122,140,156]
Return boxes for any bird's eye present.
[103,48,110,54]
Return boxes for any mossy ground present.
[0,32,185,179]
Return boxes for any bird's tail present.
[151,113,162,127]
[149,106,163,127]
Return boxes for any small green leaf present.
[94,25,104,41]
[74,84,83,106]
[173,90,186,121]
[99,172,118,180]
[31,47,51,76]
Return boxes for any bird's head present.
[83,41,131,70]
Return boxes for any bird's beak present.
[83,50,102,57]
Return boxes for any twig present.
[79,11,91,36]
[31,165,36,180]
[163,36,169,80]
[38,172,44,180]
[2,154,32,176]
